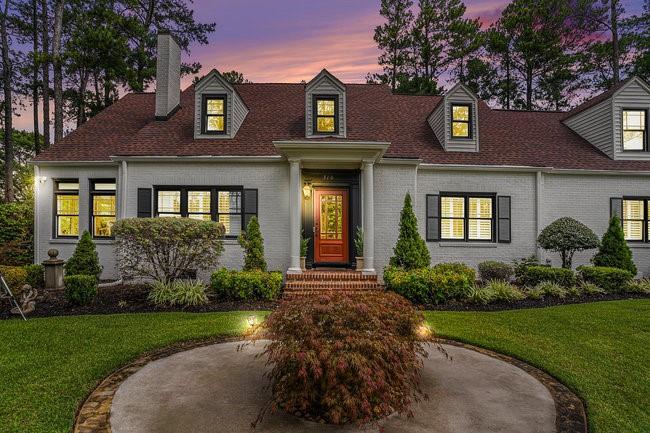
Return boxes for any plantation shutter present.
[426,194,439,241]
[243,189,258,228]
[137,188,152,218]
[497,196,511,243]
[610,197,623,220]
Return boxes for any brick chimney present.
[155,31,181,120]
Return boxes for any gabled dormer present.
[428,83,479,152]
[193,69,249,139]
[305,69,346,138]
[564,76,650,160]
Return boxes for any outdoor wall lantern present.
[302,182,312,199]
[38,176,47,184]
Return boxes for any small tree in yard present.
[113,218,224,283]
[537,217,599,269]
[65,231,102,279]
[238,216,267,271]
[593,216,637,276]
[390,193,430,270]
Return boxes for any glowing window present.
[55,180,79,237]
[622,199,645,241]
[203,96,226,133]
[91,180,116,238]
[622,110,646,151]
[441,194,494,242]
[314,96,337,134]
[451,104,471,138]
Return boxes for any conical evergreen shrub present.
[64,230,102,279]
[593,216,637,275]
[389,193,430,270]
[238,216,267,271]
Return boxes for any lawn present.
[0,301,648,433]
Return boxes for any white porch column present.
[287,158,302,274]
[362,160,375,275]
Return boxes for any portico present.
[273,141,389,275]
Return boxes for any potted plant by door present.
[354,227,364,271]
[300,231,310,271]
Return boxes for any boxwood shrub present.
[254,291,429,426]
[63,275,98,305]
[24,264,44,289]
[519,265,576,288]
[577,266,633,293]
[384,262,474,304]
[210,268,283,300]
[478,260,513,282]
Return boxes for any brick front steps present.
[284,270,384,296]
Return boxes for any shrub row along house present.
[31,32,650,280]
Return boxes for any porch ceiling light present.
[302,183,312,199]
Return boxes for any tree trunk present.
[505,55,511,110]
[52,0,64,142]
[391,47,397,90]
[526,66,533,110]
[32,0,40,154]
[40,0,50,148]
[1,0,14,202]
[611,0,620,84]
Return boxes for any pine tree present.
[65,230,102,279]
[374,0,414,91]
[390,193,431,270]
[593,215,637,275]
[238,216,267,272]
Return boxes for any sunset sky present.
[12,0,646,131]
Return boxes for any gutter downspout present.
[535,170,543,261]
[33,165,40,264]
[120,161,128,218]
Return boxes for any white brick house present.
[32,33,650,280]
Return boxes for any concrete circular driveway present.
[110,341,556,433]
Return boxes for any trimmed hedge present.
[210,268,283,300]
[384,263,475,304]
[519,265,576,288]
[64,275,98,305]
[577,266,633,293]
[24,264,44,289]
[478,260,513,282]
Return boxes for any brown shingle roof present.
[33,81,650,171]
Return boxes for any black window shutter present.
[497,196,511,243]
[426,194,439,241]
[610,198,623,220]
[243,189,258,228]
[137,188,152,218]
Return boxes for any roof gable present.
[306,69,346,93]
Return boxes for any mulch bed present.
[0,284,277,320]
[424,292,650,312]
[2,284,649,319]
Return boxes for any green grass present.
[426,300,650,433]
[0,311,267,433]
[0,301,648,433]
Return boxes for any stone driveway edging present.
[73,337,588,433]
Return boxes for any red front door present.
[314,188,349,264]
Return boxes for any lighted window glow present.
[56,195,79,237]
[188,191,211,220]
[451,104,471,138]
[441,195,494,241]
[158,191,181,216]
[92,196,116,237]
[204,97,226,132]
[315,97,336,133]
[623,110,646,150]
[623,199,644,241]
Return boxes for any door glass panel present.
[320,194,343,240]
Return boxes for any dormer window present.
[313,95,338,134]
[622,109,647,151]
[451,104,471,139]
[202,95,226,134]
